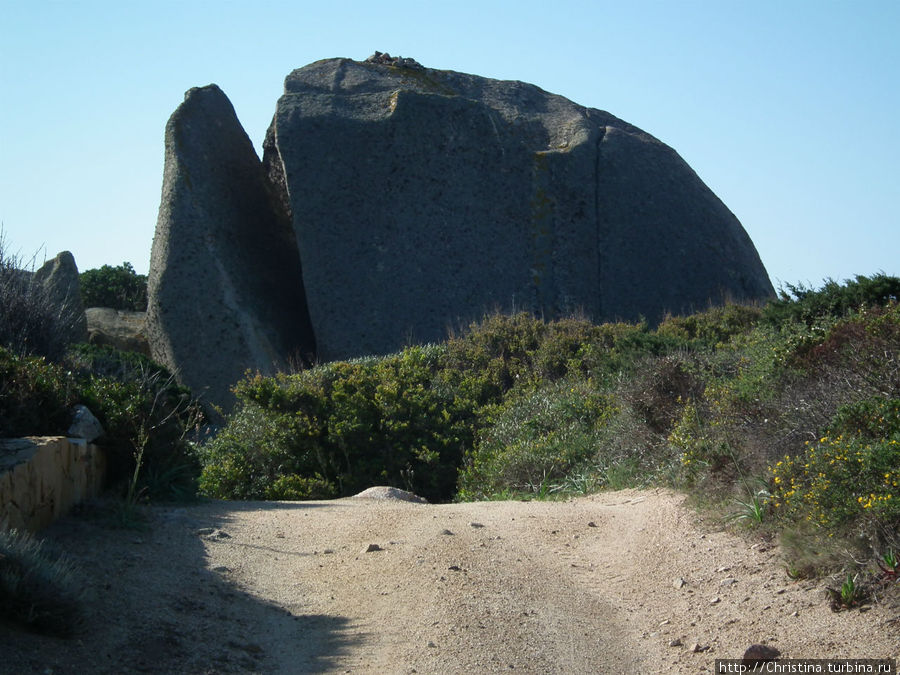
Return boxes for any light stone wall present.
[0,437,107,532]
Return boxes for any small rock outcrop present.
[34,251,87,341]
[364,51,424,69]
[149,56,775,406]
[85,307,151,356]
[352,486,429,503]
[147,85,315,411]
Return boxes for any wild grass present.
[0,529,83,636]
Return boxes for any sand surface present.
[2,488,897,673]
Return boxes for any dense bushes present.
[193,274,900,574]
[770,398,900,532]
[657,303,763,348]
[68,345,204,499]
[197,314,692,503]
[763,273,900,327]
[197,345,471,502]
[80,262,147,311]
[457,379,617,499]
[0,348,75,437]
[194,305,773,506]
[662,296,900,566]
[0,343,203,501]
[764,307,900,545]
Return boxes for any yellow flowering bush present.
[769,397,900,530]
[668,399,735,479]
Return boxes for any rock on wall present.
[0,437,106,532]
[147,85,315,411]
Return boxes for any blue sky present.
[1,0,897,290]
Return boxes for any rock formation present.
[264,57,773,360]
[149,56,774,409]
[147,85,315,411]
[85,307,151,356]
[34,251,87,341]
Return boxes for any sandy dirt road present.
[2,489,897,674]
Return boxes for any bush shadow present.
[0,499,362,674]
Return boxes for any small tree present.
[80,262,148,311]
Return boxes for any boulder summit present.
[149,55,774,409]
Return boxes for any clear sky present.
[1,0,897,290]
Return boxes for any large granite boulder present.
[263,57,774,360]
[149,56,774,406]
[33,251,88,342]
[147,85,315,411]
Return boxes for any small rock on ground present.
[352,486,429,503]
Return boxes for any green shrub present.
[0,347,75,436]
[438,312,681,408]
[668,401,733,478]
[0,238,203,503]
[529,316,606,380]
[758,304,900,465]
[665,305,899,493]
[196,401,307,500]
[199,345,471,502]
[191,277,899,577]
[785,302,900,377]
[709,321,805,407]
[662,324,783,485]
[439,312,549,405]
[66,342,168,382]
[764,326,900,546]
[457,379,616,500]
[0,343,203,501]
[198,313,696,504]
[68,347,204,500]
[79,262,147,311]
[657,303,763,348]
[0,529,83,636]
[266,474,337,500]
[763,274,900,327]
[770,399,900,535]
[828,397,900,440]
[572,321,690,383]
